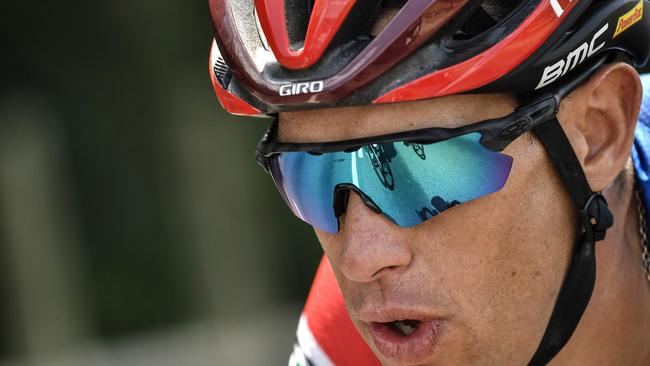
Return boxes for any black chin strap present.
[527,117,614,366]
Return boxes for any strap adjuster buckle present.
[580,193,614,242]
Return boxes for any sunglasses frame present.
[255,95,557,223]
[256,94,558,172]
[253,58,605,230]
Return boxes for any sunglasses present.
[256,95,558,234]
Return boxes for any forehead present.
[278,93,518,143]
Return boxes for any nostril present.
[370,264,401,279]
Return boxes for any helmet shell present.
[209,0,650,116]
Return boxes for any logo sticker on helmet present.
[614,0,644,38]
[279,81,325,96]
[550,0,573,17]
[535,23,609,89]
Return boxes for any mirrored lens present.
[269,133,513,233]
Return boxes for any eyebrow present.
[278,100,518,143]
[263,96,555,157]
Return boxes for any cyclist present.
[208,0,650,364]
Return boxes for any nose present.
[336,192,413,283]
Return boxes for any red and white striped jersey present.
[289,257,380,366]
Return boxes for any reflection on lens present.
[271,133,512,233]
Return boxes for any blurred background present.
[2,2,649,366]
[0,1,322,365]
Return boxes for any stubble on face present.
[279,95,578,365]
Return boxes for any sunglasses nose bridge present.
[333,184,382,220]
[332,187,349,218]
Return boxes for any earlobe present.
[567,63,643,192]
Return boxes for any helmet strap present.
[526,116,613,366]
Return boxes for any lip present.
[359,309,444,364]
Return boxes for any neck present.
[551,160,650,365]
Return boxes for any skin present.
[278,64,650,365]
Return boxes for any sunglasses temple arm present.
[553,55,608,103]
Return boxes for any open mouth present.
[368,318,442,363]
[390,319,422,336]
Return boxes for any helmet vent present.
[213,56,232,89]
[284,0,380,51]
[451,0,522,41]
[370,0,407,37]
[284,0,316,50]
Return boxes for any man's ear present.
[557,63,643,192]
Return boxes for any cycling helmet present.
[209,0,649,116]
[208,0,650,365]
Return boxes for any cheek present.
[414,139,577,363]
[313,229,366,310]
[313,139,578,364]
[314,229,338,260]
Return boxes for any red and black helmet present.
[208,1,649,365]
[209,0,649,116]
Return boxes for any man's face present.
[279,94,578,365]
